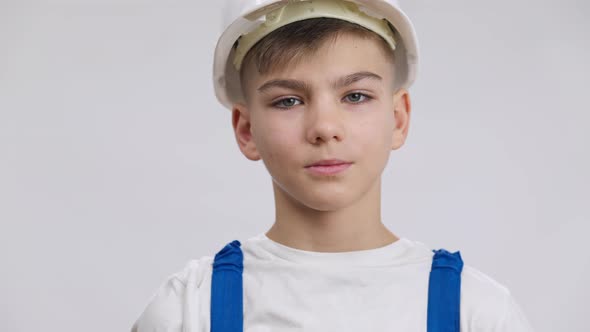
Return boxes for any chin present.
[295,188,360,212]
[272,174,369,212]
[301,200,352,212]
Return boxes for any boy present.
[132,0,533,331]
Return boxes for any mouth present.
[305,159,353,176]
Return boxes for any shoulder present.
[131,256,214,332]
[461,264,510,315]
[460,264,533,331]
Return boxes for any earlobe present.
[232,103,261,161]
[391,89,411,150]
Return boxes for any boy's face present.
[232,33,411,211]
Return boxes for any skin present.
[231,33,412,253]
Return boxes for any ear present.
[232,103,261,161]
[391,88,411,150]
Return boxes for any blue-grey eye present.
[276,97,301,108]
[345,93,367,103]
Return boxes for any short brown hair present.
[239,17,396,89]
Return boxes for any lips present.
[305,159,353,176]
[305,159,352,167]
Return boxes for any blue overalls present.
[210,240,464,332]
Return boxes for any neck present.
[265,178,399,252]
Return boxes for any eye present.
[344,92,371,104]
[272,97,303,109]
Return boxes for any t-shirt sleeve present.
[130,258,207,332]
[462,266,534,331]
[130,275,186,332]
[469,289,534,332]
[494,291,534,332]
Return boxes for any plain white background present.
[1,0,588,331]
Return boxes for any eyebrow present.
[257,79,312,95]
[332,71,383,89]
[256,71,382,94]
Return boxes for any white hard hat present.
[213,0,419,110]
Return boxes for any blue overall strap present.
[426,249,464,332]
[211,240,244,332]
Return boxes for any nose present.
[305,97,345,145]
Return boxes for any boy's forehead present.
[242,33,394,91]
[256,71,384,95]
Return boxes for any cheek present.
[252,117,301,165]
[354,108,395,153]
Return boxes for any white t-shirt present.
[131,233,533,331]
